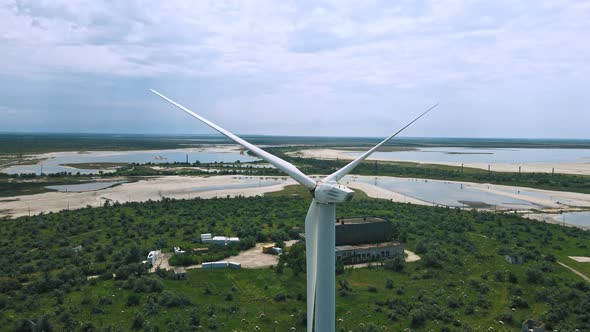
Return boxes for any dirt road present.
[558,261,590,283]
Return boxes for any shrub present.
[384,256,405,272]
[385,278,394,289]
[127,294,140,307]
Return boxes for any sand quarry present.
[292,148,590,176]
[2,175,590,222]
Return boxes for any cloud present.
[0,0,589,137]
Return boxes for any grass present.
[1,187,589,330]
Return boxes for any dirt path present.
[150,253,172,272]
[558,261,590,283]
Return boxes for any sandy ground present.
[4,174,590,219]
[405,249,421,262]
[292,148,590,175]
[569,256,590,263]
[150,253,173,273]
[0,175,295,218]
[218,240,298,269]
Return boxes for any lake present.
[192,177,289,193]
[3,149,259,175]
[346,176,539,209]
[347,147,590,164]
[46,181,126,192]
[554,211,590,228]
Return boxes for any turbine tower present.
[151,89,436,332]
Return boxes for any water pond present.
[4,149,258,175]
[46,181,126,192]
[347,147,590,164]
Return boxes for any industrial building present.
[302,217,404,265]
[335,217,403,264]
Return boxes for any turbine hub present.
[313,181,354,204]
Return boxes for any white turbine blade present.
[151,89,317,190]
[304,199,319,332]
[324,103,438,182]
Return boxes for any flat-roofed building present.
[335,217,392,245]
[173,267,187,280]
[301,217,404,265]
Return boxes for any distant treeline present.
[2,132,590,154]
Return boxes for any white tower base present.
[314,203,336,332]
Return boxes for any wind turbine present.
[151,89,436,332]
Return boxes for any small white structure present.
[173,246,186,254]
[202,261,241,270]
[201,234,240,246]
[202,261,229,269]
[147,250,161,266]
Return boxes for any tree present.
[336,260,345,275]
[131,312,145,330]
[384,256,405,272]
[127,294,140,307]
[279,242,306,275]
[385,278,394,289]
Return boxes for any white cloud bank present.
[1,0,589,137]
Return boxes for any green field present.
[0,185,588,331]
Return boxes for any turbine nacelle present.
[313,181,354,204]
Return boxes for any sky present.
[1,0,589,138]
